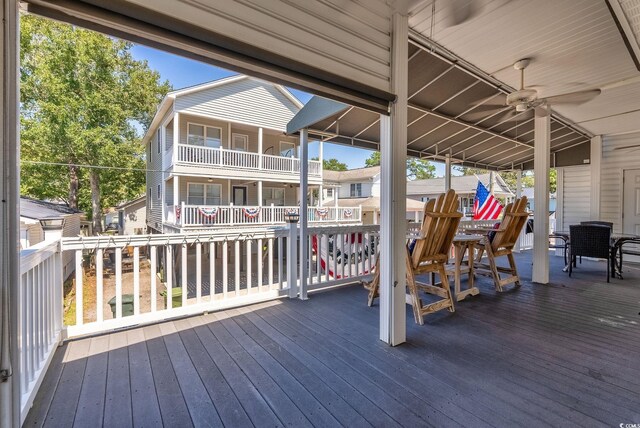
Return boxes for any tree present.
[312,157,348,171]
[20,15,171,233]
[454,166,556,193]
[364,151,436,179]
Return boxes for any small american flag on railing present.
[473,181,503,220]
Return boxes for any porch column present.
[299,128,309,300]
[257,180,263,222]
[172,112,179,165]
[380,12,408,346]
[515,169,522,252]
[258,127,263,170]
[590,135,602,220]
[533,106,551,284]
[318,141,324,207]
[334,188,339,207]
[1,0,20,425]
[173,175,179,216]
[444,153,451,191]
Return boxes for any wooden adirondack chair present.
[406,189,462,325]
[473,196,529,291]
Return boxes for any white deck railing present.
[60,223,377,338]
[18,240,64,423]
[176,144,322,178]
[165,204,361,227]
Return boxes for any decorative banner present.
[343,208,353,218]
[198,207,219,218]
[243,207,261,219]
[315,208,329,218]
[312,233,376,279]
[285,208,299,215]
[174,205,181,221]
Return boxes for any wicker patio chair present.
[473,196,529,292]
[568,224,612,282]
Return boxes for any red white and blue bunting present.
[198,207,219,218]
[343,208,353,218]
[242,207,261,219]
[174,205,181,221]
[315,208,329,218]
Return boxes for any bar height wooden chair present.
[473,196,528,292]
[406,189,462,325]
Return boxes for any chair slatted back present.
[490,196,529,251]
[411,189,462,268]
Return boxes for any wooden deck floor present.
[25,252,640,427]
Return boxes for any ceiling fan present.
[466,58,601,123]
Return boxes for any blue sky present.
[132,44,446,174]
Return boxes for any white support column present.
[1,1,20,425]
[257,180,263,222]
[334,188,339,208]
[533,106,551,284]
[258,127,263,170]
[515,169,523,252]
[173,176,179,211]
[172,112,179,165]
[319,141,324,207]
[299,128,309,300]
[444,153,452,191]
[590,135,602,220]
[380,12,408,346]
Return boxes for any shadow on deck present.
[25,252,640,427]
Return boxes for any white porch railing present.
[166,204,361,227]
[175,144,322,178]
[18,240,63,423]
[59,223,377,338]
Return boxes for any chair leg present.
[569,255,573,277]
[485,246,502,292]
[405,250,423,325]
[606,257,610,283]
[506,252,520,286]
[438,265,455,313]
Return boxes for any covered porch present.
[24,251,640,427]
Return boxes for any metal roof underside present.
[291,40,593,171]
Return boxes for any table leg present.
[454,243,462,298]
[468,242,475,289]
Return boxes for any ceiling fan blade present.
[489,108,520,124]
[613,144,640,151]
[543,89,601,105]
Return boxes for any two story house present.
[144,75,359,233]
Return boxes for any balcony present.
[164,204,361,228]
[173,144,323,182]
[22,246,640,426]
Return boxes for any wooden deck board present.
[24,252,640,427]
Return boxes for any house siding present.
[174,78,300,131]
[147,121,164,232]
[176,177,296,207]
[121,200,147,235]
[558,165,592,231]
[600,133,640,232]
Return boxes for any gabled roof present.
[323,166,380,184]
[143,75,304,144]
[116,195,146,210]
[20,197,82,220]
[407,173,513,197]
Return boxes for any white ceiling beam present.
[408,64,456,99]
[322,106,353,132]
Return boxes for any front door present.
[623,169,640,262]
[233,186,247,206]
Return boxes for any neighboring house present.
[143,75,352,232]
[407,173,514,217]
[322,166,424,224]
[521,188,557,213]
[20,197,84,280]
[116,196,147,235]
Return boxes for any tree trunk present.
[68,164,79,210]
[90,170,102,234]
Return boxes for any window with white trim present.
[187,123,222,148]
[187,183,222,205]
[232,133,248,152]
[157,128,161,153]
[263,187,285,206]
[326,188,334,198]
[350,183,362,197]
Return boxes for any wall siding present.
[175,78,300,131]
[176,177,296,206]
[122,201,147,235]
[147,124,164,232]
[559,165,592,231]
[600,133,640,232]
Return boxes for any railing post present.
[229,202,234,226]
[287,218,298,298]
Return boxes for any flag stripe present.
[473,181,503,220]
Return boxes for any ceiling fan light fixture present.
[515,103,528,112]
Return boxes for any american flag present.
[473,181,503,220]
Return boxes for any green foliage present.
[312,157,348,171]
[20,15,171,227]
[454,166,557,193]
[364,151,436,179]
